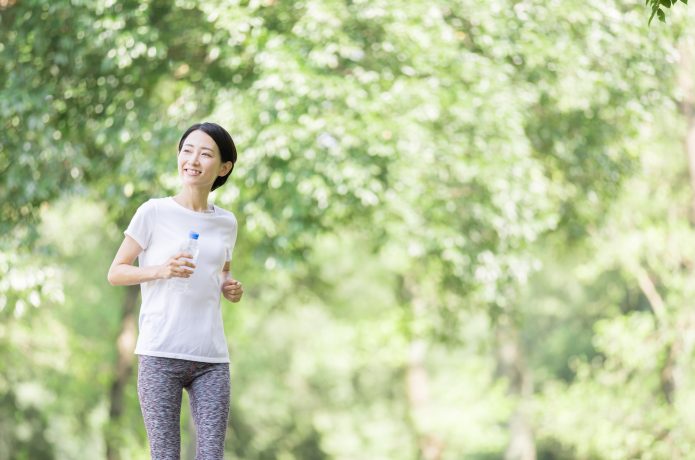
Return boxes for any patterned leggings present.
[137,355,230,460]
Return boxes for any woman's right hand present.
[158,252,196,279]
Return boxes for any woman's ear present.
[219,161,234,177]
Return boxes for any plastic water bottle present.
[174,231,199,293]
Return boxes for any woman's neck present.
[174,190,212,212]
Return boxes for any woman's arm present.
[107,235,195,286]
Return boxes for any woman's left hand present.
[222,278,243,303]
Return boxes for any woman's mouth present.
[184,168,202,176]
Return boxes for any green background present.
[1,1,693,459]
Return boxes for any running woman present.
[108,122,244,459]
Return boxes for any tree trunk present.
[406,338,444,460]
[680,36,695,386]
[495,315,535,460]
[652,35,695,409]
[679,37,695,225]
[634,265,677,403]
[106,284,139,460]
[403,278,444,460]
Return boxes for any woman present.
[107,122,244,459]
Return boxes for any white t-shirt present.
[124,196,238,363]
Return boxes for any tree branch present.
[635,265,667,324]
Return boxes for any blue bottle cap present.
[189,231,199,239]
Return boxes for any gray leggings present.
[137,355,230,460]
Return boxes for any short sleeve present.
[227,214,238,259]
[124,200,156,250]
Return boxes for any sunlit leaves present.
[647,0,688,25]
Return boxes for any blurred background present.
[1,0,694,459]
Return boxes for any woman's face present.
[177,130,231,190]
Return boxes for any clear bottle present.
[174,231,199,293]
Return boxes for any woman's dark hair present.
[178,122,237,191]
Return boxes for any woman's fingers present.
[223,280,242,291]
[222,280,243,302]
[175,256,196,268]
[164,254,196,278]
[175,255,195,268]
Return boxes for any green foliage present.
[648,0,688,25]
[0,0,691,459]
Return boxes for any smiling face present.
[177,130,232,190]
